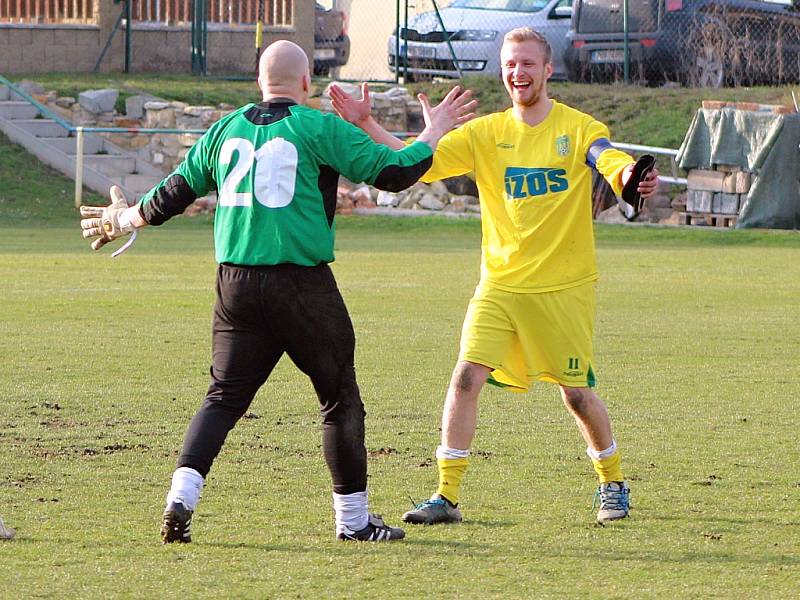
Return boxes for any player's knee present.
[450,361,488,394]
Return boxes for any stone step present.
[40,136,105,155]
[9,119,69,137]
[0,101,40,120]
[0,86,9,101]
[117,174,163,195]
[83,155,137,177]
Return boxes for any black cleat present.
[336,513,405,542]
[161,501,193,544]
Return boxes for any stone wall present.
[0,0,314,74]
[0,25,102,73]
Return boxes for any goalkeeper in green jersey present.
[80,40,476,543]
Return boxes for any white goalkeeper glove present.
[79,185,141,256]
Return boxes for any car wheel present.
[684,20,731,88]
[693,43,725,88]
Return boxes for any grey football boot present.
[595,481,630,523]
[402,494,463,525]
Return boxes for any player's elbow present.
[372,157,433,192]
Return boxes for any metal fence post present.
[124,0,131,73]
[623,0,630,84]
[395,0,400,84]
[431,0,462,80]
[403,0,409,83]
[74,127,84,209]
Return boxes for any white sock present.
[165,467,205,511]
[333,490,369,533]
[436,445,470,460]
[586,439,617,461]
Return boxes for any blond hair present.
[503,27,552,65]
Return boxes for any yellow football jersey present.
[421,101,633,293]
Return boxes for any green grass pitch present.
[1,214,799,598]
[1,137,799,596]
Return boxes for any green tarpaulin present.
[677,109,800,229]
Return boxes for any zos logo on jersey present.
[504,167,569,200]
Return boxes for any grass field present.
[2,137,800,598]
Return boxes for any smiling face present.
[500,38,553,109]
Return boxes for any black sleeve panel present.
[141,174,199,226]
[318,164,340,228]
[372,155,434,192]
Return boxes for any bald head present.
[258,40,310,102]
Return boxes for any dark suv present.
[563,0,800,87]
[314,2,351,77]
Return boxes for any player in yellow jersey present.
[329,27,659,524]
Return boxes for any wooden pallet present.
[681,211,738,228]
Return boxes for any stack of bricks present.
[701,100,794,115]
[684,166,751,227]
[681,99,796,227]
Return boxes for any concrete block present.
[712,193,740,214]
[686,190,712,213]
[40,136,104,155]
[79,89,119,115]
[125,95,148,119]
[688,169,725,192]
[735,172,752,194]
[0,103,40,120]
[722,171,751,194]
[12,119,69,137]
[83,155,137,176]
[53,29,78,46]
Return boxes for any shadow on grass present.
[202,541,306,552]
[460,519,516,528]
[573,547,800,567]
[646,514,798,527]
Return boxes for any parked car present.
[314,2,351,77]
[387,0,574,81]
[563,0,800,87]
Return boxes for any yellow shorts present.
[459,282,597,392]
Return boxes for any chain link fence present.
[327,0,800,87]
[565,0,800,87]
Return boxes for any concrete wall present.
[0,0,315,74]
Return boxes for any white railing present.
[130,0,293,26]
[0,0,95,24]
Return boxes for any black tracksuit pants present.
[177,262,367,495]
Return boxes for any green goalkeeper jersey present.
[138,100,433,266]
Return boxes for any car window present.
[576,0,658,34]
[450,0,552,13]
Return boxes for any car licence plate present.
[590,49,624,64]
[405,45,436,59]
[314,48,337,60]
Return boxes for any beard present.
[513,76,545,107]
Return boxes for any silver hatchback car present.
[388,0,574,81]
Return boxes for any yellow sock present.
[436,457,469,505]
[592,451,624,483]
